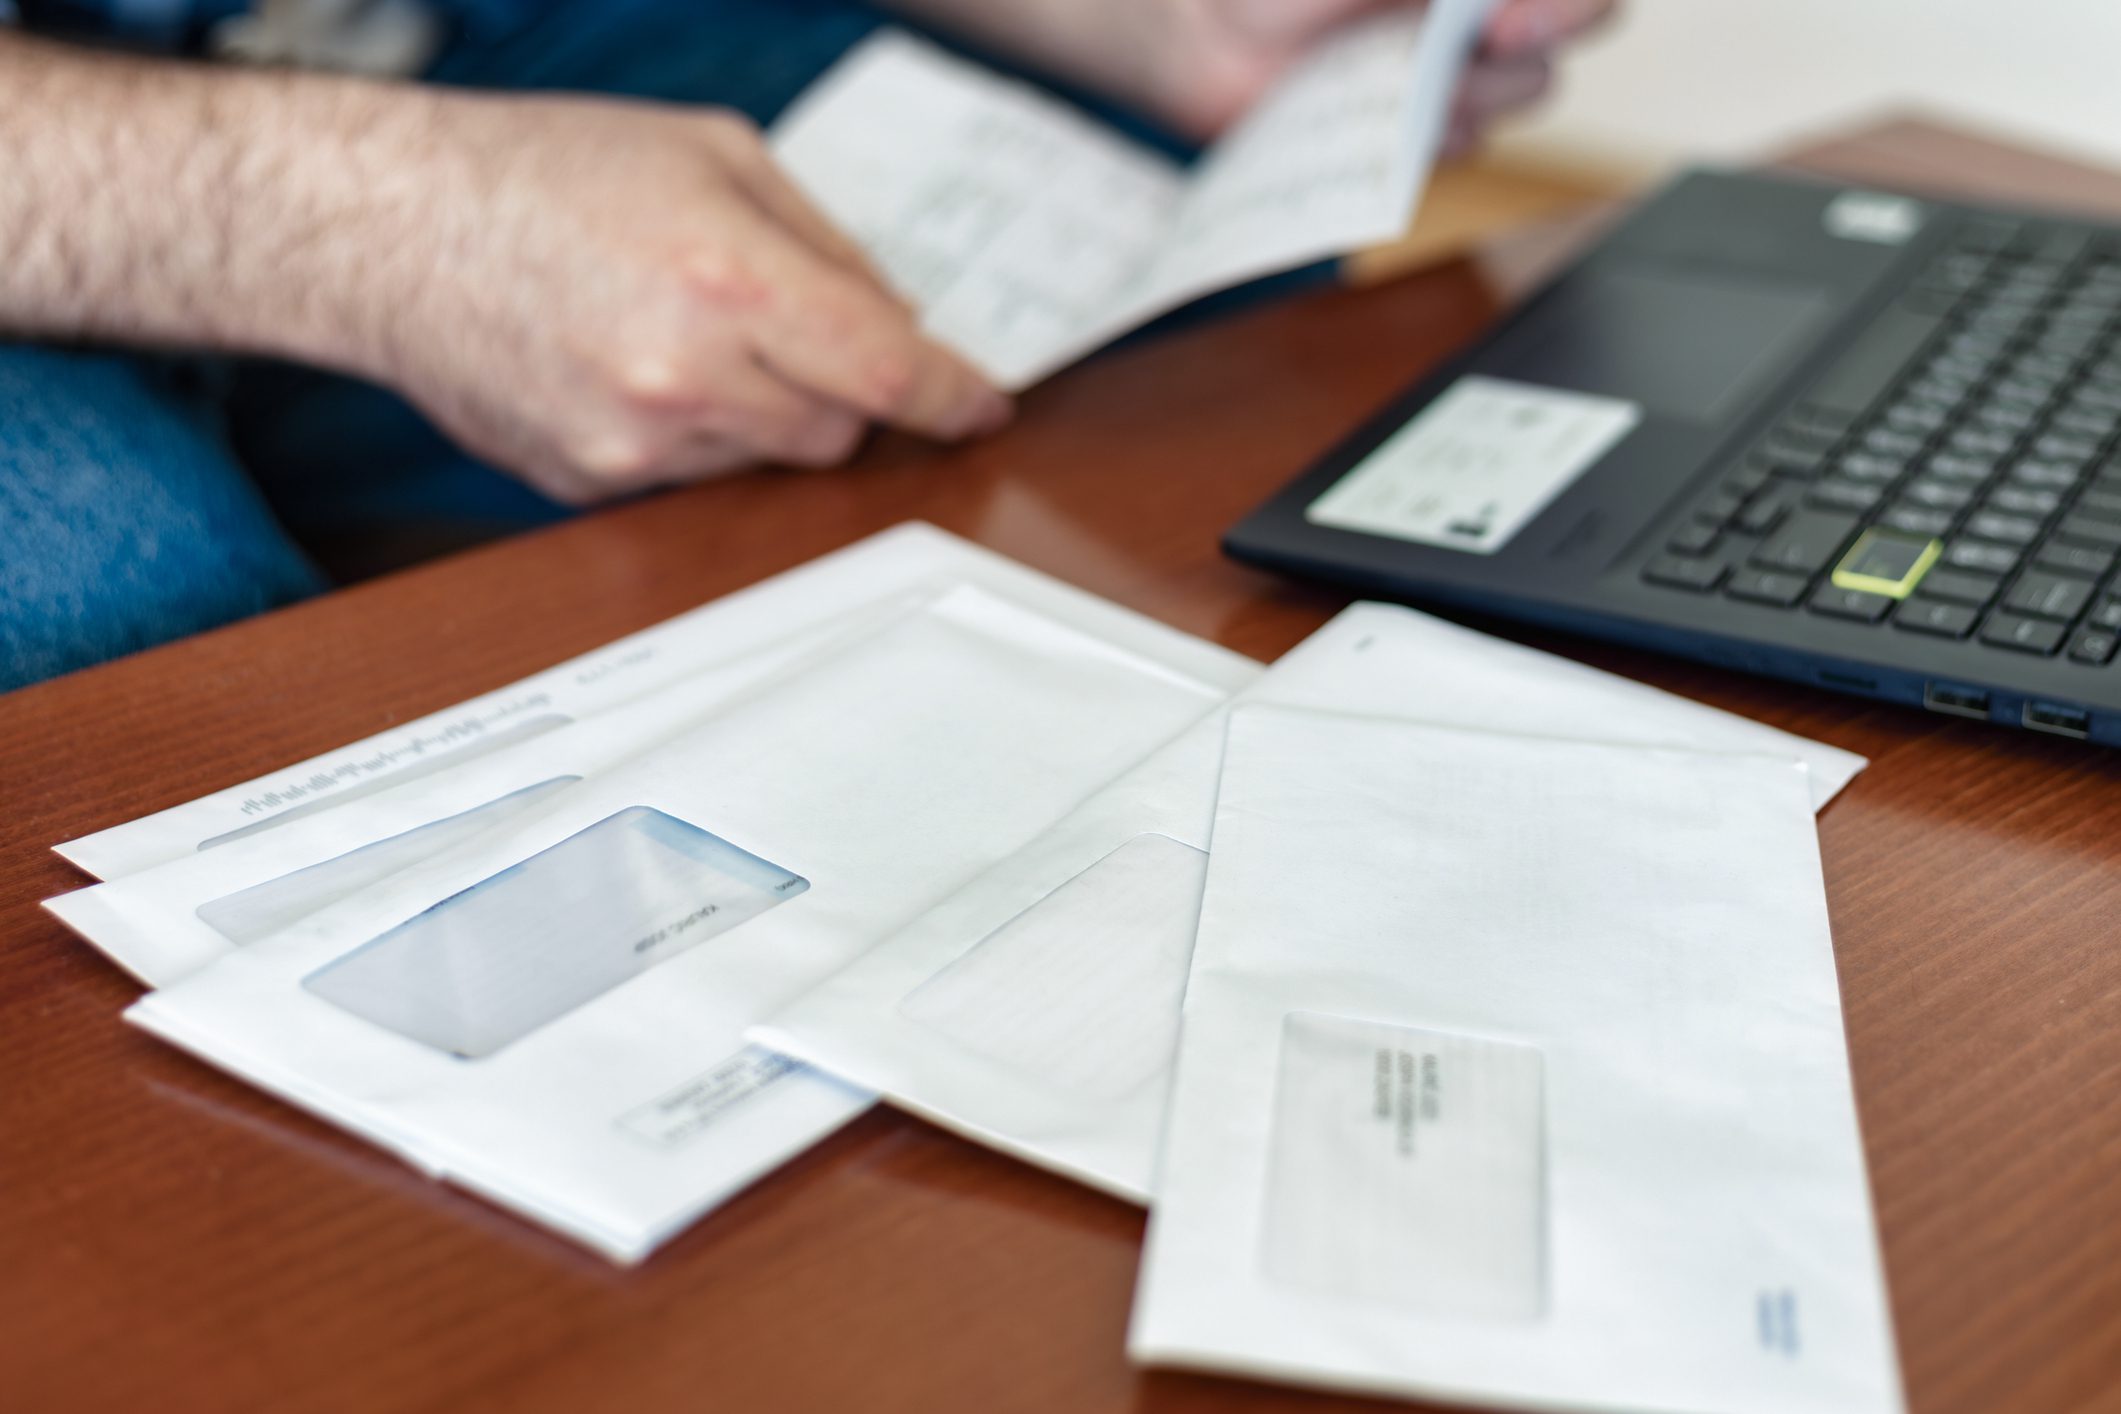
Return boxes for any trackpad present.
[1482,266,1832,423]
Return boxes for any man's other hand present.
[1140,0,1616,143]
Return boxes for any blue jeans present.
[0,0,1305,691]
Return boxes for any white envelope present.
[750,602,1866,1201]
[123,579,1248,1261]
[1131,707,1902,1414]
[46,596,916,987]
[773,1,1490,389]
[56,522,1253,881]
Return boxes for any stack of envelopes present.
[47,524,1903,1414]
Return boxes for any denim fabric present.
[0,345,326,689]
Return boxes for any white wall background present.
[1499,0,2121,174]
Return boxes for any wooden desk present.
[3,120,2116,1414]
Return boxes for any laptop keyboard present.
[1643,217,2121,667]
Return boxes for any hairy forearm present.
[0,35,446,374]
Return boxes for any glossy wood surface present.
[3,121,2117,1414]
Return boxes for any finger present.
[586,432,759,498]
[1483,0,1617,57]
[684,355,871,467]
[1455,52,1553,124]
[728,219,1012,441]
[648,433,759,486]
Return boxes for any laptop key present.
[1785,405,1857,440]
[1980,612,2067,655]
[1986,486,2063,517]
[1808,586,1893,624]
[1764,426,1840,459]
[2033,541,2116,578]
[1643,555,1726,592]
[1923,453,1993,484]
[1725,568,1809,607]
[1988,379,2053,411]
[1861,427,1927,460]
[1966,512,2043,546]
[1950,427,2018,458]
[1972,401,2042,435]
[2052,406,2120,441]
[1943,540,2021,575]
[2092,598,2121,631]
[2068,629,2120,665]
[1668,520,1720,556]
[1835,452,1905,484]
[1832,529,1940,596]
[1884,401,1950,435]
[1806,480,1882,514]
[2009,459,2083,489]
[2005,571,2095,622]
[1897,600,1979,639]
[1722,465,1772,498]
[1919,569,2003,606]
[1733,492,1788,537]
[2057,514,2121,549]
[2038,433,2105,463]
[1903,480,1976,512]
[1880,505,1954,537]
[1752,509,1861,576]
[2074,489,2121,521]
[1696,490,1745,524]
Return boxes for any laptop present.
[1225,168,2121,743]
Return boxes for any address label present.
[1305,376,1642,555]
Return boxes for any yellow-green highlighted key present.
[1831,529,1942,600]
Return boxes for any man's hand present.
[0,39,1008,507]
[1135,0,1617,141]
[892,0,1615,147]
[365,92,1011,505]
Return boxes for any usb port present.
[1924,683,1991,720]
[2023,701,2090,738]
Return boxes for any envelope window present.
[898,832,1206,1101]
[1262,1011,1546,1319]
[303,807,809,1058]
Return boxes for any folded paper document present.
[772,1,1491,388]
[1130,709,1901,1414]
[751,601,1864,1201]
